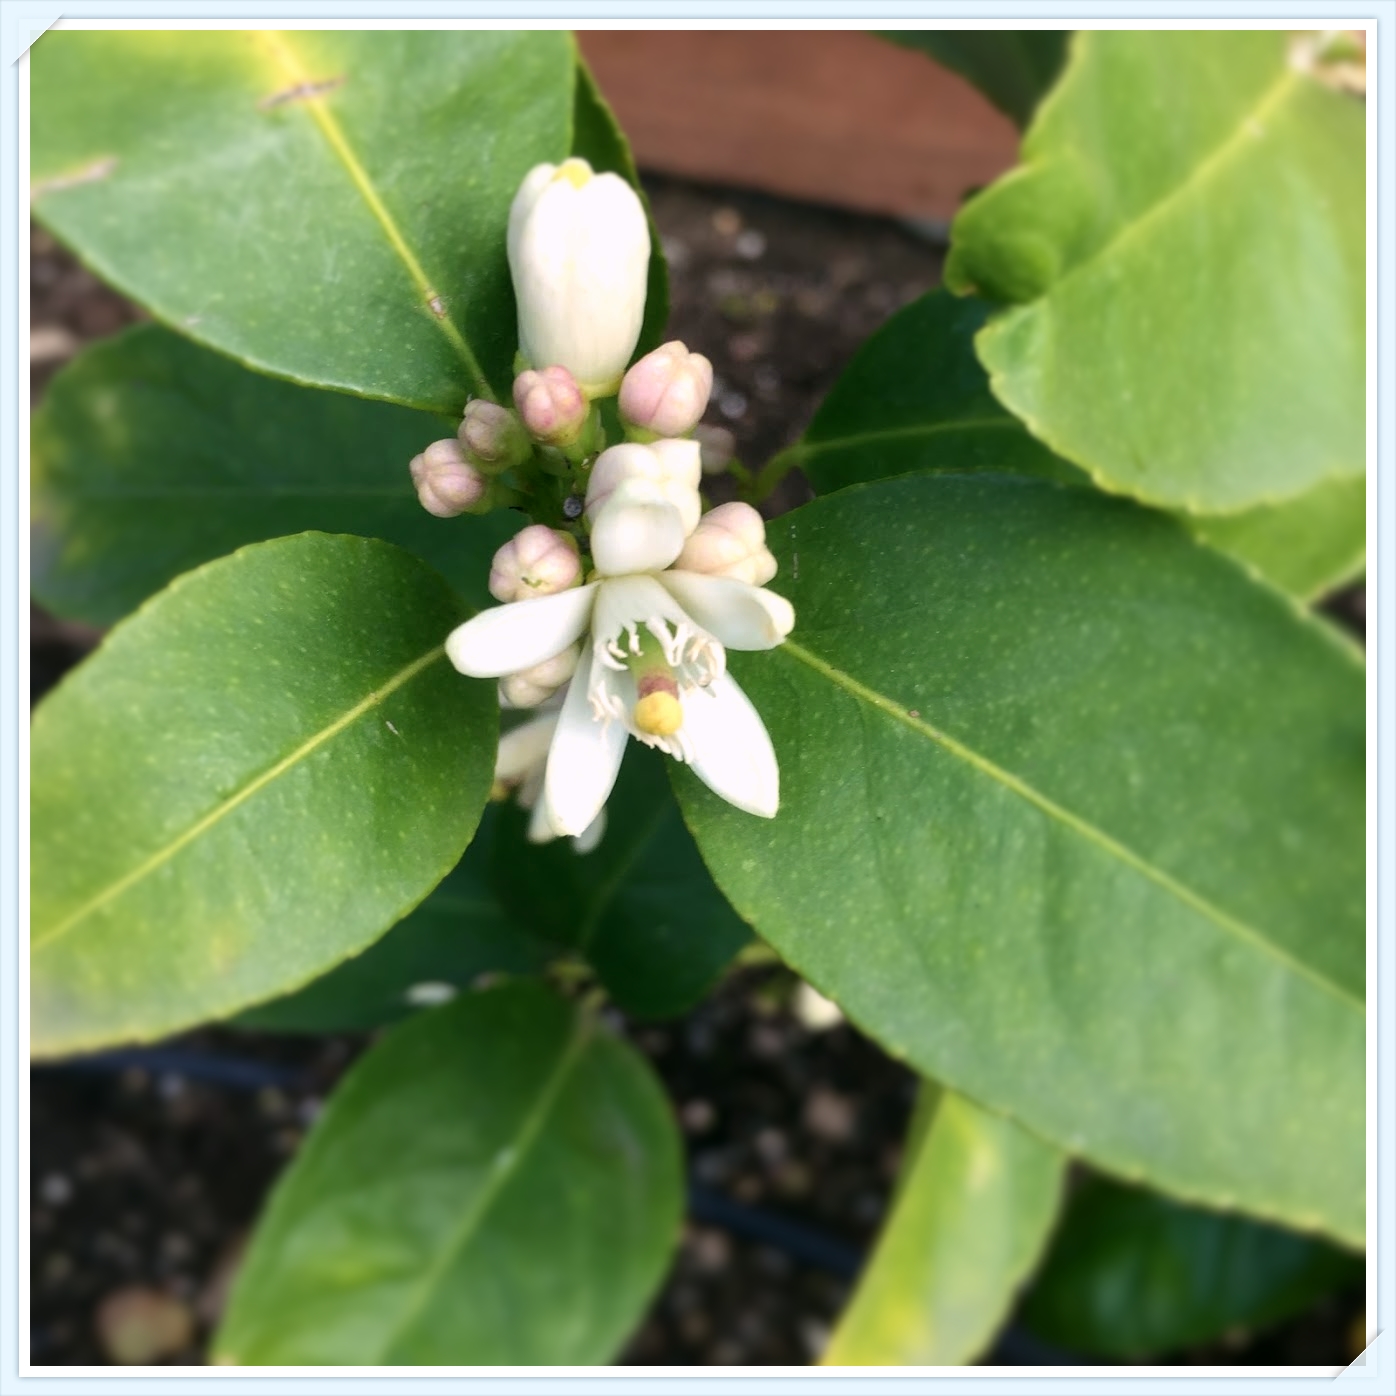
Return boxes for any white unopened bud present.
[499,644,580,708]
[695,423,737,476]
[459,400,528,471]
[489,524,582,602]
[620,341,713,438]
[508,158,651,396]
[585,439,702,536]
[410,439,489,518]
[673,502,777,586]
[513,366,588,446]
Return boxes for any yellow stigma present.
[553,158,593,189]
[634,691,683,736]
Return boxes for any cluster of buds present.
[413,154,787,852]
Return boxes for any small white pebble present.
[794,982,845,1032]
[404,981,457,1007]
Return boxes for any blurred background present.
[30,29,1365,1367]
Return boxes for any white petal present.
[657,572,794,651]
[542,648,629,836]
[445,584,597,678]
[527,792,558,843]
[494,713,560,784]
[683,673,779,818]
[590,487,687,576]
[570,807,607,855]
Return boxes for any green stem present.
[744,442,807,505]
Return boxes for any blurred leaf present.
[216,981,682,1364]
[30,30,574,413]
[1021,1176,1363,1358]
[880,30,1069,127]
[675,474,1363,1244]
[233,808,554,1034]
[945,31,1364,513]
[493,744,750,1018]
[572,59,669,360]
[825,1085,1065,1365]
[31,534,495,1056]
[793,290,1365,600]
[31,325,519,627]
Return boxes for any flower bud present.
[489,524,582,603]
[513,366,588,446]
[499,644,580,708]
[695,423,737,476]
[673,502,778,586]
[585,439,702,536]
[619,341,713,438]
[508,158,651,396]
[458,400,528,471]
[410,438,489,518]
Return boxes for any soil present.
[29,176,1365,1367]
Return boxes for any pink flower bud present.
[673,502,778,586]
[499,644,580,708]
[410,438,489,518]
[513,365,588,446]
[695,423,736,476]
[489,524,583,602]
[458,400,528,471]
[619,341,714,438]
[585,439,702,535]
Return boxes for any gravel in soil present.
[29,177,1363,1367]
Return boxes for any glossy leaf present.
[572,59,669,362]
[233,809,554,1034]
[946,31,1364,512]
[31,324,519,627]
[1021,1176,1363,1358]
[675,474,1364,1243]
[825,1085,1065,1365]
[215,981,683,1364]
[879,31,1069,127]
[792,290,1364,600]
[30,30,574,412]
[492,744,750,1018]
[31,534,495,1056]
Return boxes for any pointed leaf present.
[675,474,1363,1243]
[30,30,575,412]
[32,324,519,627]
[825,1085,1065,1365]
[31,534,494,1055]
[215,981,683,1364]
[946,31,1364,512]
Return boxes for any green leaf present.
[674,474,1363,1243]
[879,31,1069,128]
[945,31,1364,513]
[232,808,554,1034]
[32,324,519,627]
[492,744,750,1018]
[31,534,495,1056]
[215,981,682,1364]
[571,59,669,361]
[825,1085,1065,1365]
[1021,1176,1363,1358]
[30,30,575,413]
[792,290,1365,600]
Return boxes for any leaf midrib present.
[798,417,1024,462]
[380,1011,593,1360]
[31,644,447,952]
[779,638,1362,1013]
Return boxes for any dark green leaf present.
[493,744,750,1018]
[880,31,1069,128]
[945,31,1364,512]
[30,30,575,412]
[825,1085,1065,1365]
[793,290,1365,600]
[571,59,669,360]
[675,474,1363,1243]
[1022,1176,1363,1358]
[31,534,495,1055]
[31,324,519,627]
[233,808,554,1034]
[215,981,683,1364]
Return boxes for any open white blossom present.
[448,488,793,837]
